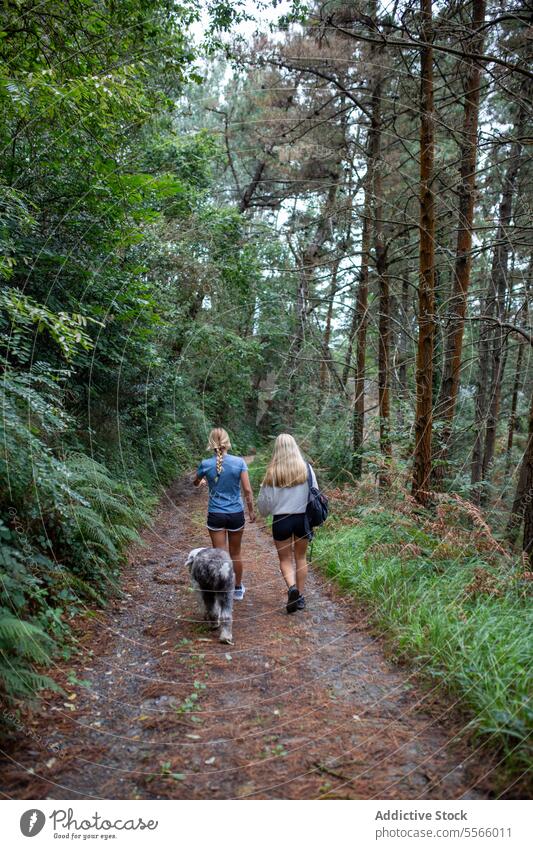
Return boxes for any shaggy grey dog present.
[185,547,235,644]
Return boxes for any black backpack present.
[305,463,328,531]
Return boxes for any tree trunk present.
[470,294,495,496]
[471,104,525,497]
[397,272,410,428]
[481,322,508,497]
[342,180,371,389]
[505,341,524,472]
[240,154,270,213]
[507,389,533,563]
[352,184,372,478]
[285,178,340,426]
[346,81,380,477]
[369,73,392,485]
[412,0,436,505]
[377,245,392,484]
[507,449,529,543]
[522,393,533,566]
[320,258,340,393]
[432,0,486,483]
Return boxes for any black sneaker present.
[286,585,299,614]
[296,595,306,610]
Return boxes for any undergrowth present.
[0,367,192,712]
[313,481,532,789]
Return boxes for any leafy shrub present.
[0,366,152,705]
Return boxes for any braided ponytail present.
[215,446,223,479]
[207,428,232,482]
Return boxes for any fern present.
[0,666,59,700]
[0,615,54,662]
[54,572,107,606]
[0,357,159,711]
[71,507,120,559]
[0,612,58,704]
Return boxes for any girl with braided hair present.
[193,428,255,600]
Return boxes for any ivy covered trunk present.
[412,0,435,505]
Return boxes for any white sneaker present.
[233,584,245,601]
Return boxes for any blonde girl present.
[193,428,255,600]
[257,433,317,613]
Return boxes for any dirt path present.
[1,475,495,800]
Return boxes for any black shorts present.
[207,510,245,532]
[272,513,311,542]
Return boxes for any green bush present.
[0,367,154,705]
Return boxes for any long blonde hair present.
[263,433,307,488]
[207,427,232,478]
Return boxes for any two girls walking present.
[194,429,318,613]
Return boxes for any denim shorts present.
[272,513,311,541]
[207,510,245,532]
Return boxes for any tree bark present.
[505,341,524,472]
[240,160,265,212]
[397,272,410,428]
[522,393,533,566]
[352,182,372,478]
[239,155,269,213]
[471,104,525,497]
[481,314,508,494]
[507,390,533,564]
[412,0,436,505]
[342,178,371,390]
[346,79,379,477]
[285,177,341,426]
[369,72,392,485]
[320,258,340,392]
[432,0,486,483]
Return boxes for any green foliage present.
[0,608,59,701]
[247,452,269,492]
[0,0,266,712]
[0,366,150,704]
[0,289,96,362]
[61,455,151,581]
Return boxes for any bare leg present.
[274,537,296,588]
[293,537,308,594]
[209,528,227,551]
[228,529,244,586]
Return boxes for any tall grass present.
[313,506,532,785]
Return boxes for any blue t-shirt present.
[197,454,248,514]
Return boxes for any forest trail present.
[2,473,495,800]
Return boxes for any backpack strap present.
[304,463,314,541]
[306,462,313,492]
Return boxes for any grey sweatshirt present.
[257,465,317,517]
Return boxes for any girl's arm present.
[240,470,256,522]
[193,462,206,487]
